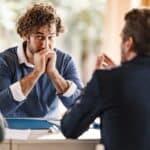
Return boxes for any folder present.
[6,118,59,130]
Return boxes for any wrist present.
[47,68,58,77]
[57,80,70,95]
[33,69,43,77]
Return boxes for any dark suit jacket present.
[61,56,150,150]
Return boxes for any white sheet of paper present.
[5,128,31,140]
[38,128,100,140]
[79,128,100,139]
[38,132,65,140]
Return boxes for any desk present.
[0,129,99,150]
[12,139,99,150]
[0,140,10,150]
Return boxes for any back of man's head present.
[123,8,150,56]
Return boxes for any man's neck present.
[127,51,137,61]
[23,42,34,65]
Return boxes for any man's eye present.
[49,36,55,40]
[37,36,43,39]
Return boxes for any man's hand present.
[20,49,53,97]
[45,50,70,95]
[95,53,116,70]
[33,50,52,74]
[46,50,57,74]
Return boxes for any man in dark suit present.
[61,8,150,150]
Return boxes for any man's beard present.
[27,41,35,54]
[27,42,46,54]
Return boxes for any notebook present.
[6,118,59,130]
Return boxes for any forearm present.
[20,69,42,96]
[61,73,101,138]
[0,88,24,116]
[47,70,69,94]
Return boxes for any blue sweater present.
[0,47,82,117]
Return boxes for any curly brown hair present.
[17,3,64,37]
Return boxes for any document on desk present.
[6,118,58,129]
[79,128,100,139]
[38,128,100,140]
[38,132,65,140]
[5,128,31,140]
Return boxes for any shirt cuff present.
[9,81,26,102]
[62,81,77,97]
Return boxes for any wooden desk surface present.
[1,129,99,150]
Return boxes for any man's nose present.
[43,38,51,49]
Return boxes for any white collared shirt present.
[10,44,77,102]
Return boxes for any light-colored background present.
[0,0,149,84]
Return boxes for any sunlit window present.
[131,0,141,7]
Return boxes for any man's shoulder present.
[54,48,73,67]
[94,58,140,76]
[0,46,17,58]
[94,57,150,81]
[0,46,18,64]
[93,64,129,82]
[55,48,72,59]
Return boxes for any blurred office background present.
[0,0,149,84]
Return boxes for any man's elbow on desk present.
[61,126,78,139]
[61,118,79,139]
[61,115,86,139]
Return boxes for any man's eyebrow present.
[34,32,44,35]
[34,32,56,35]
[49,32,56,36]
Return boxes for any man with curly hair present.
[0,3,83,118]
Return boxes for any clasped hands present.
[33,49,57,75]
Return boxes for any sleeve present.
[61,71,102,138]
[10,81,26,101]
[62,80,77,97]
[58,56,84,108]
[0,58,24,117]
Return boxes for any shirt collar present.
[17,43,34,68]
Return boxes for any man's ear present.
[22,36,27,41]
[125,36,134,52]
[125,37,137,60]
[22,34,29,41]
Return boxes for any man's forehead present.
[32,24,56,34]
